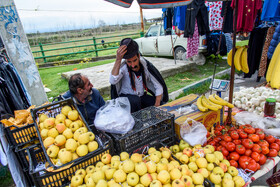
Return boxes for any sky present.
[13,0,163,33]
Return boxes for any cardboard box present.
[160,94,223,139]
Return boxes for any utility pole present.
[140,7,144,37]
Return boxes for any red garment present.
[231,0,262,32]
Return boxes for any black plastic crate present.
[28,131,113,187]
[4,123,38,149]
[108,106,175,154]
[30,98,104,170]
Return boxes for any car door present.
[157,25,176,56]
[139,25,160,55]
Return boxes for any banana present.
[214,94,234,108]
[197,96,208,112]
[206,97,223,109]
[270,55,280,88]
[234,46,245,71]
[227,49,232,66]
[209,94,227,106]
[201,96,219,111]
[240,47,249,73]
[267,42,280,83]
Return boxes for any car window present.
[159,25,176,36]
[146,25,159,37]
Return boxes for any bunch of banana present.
[227,45,249,73]
[197,94,234,112]
[266,42,280,89]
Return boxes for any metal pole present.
[170,35,176,64]
[227,0,239,125]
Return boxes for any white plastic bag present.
[180,118,207,146]
[94,97,135,134]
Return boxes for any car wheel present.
[174,47,186,60]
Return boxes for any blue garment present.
[178,5,187,31]
[224,33,233,53]
[63,88,105,125]
[261,0,280,21]
[267,24,280,59]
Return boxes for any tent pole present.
[227,0,238,125]
[140,7,144,36]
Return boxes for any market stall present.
[1,0,280,187]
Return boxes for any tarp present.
[104,0,193,9]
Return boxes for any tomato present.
[251,152,260,162]
[236,145,246,155]
[247,159,258,172]
[224,135,232,142]
[257,163,261,170]
[230,131,239,140]
[267,149,278,157]
[244,127,255,134]
[239,131,248,139]
[230,160,238,167]
[239,125,247,130]
[207,131,210,138]
[226,142,236,152]
[252,144,262,154]
[245,124,253,128]
[229,152,240,161]
[244,149,252,156]
[215,124,224,131]
[242,139,254,149]
[248,134,260,142]
[233,139,241,145]
[229,127,236,132]
[259,154,267,165]
[220,140,227,147]
[239,156,251,169]
[261,145,270,155]
[275,139,280,147]
[265,135,276,144]
[258,140,269,147]
[237,129,244,133]
[216,145,223,152]
[208,141,216,146]
[221,147,229,157]
[256,130,265,140]
[270,143,280,151]
[213,137,221,143]
[215,130,222,136]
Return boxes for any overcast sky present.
[13,0,163,33]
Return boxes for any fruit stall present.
[0,86,280,187]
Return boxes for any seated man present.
[63,73,105,125]
[110,38,168,113]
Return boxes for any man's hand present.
[155,95,162,107]
[116,45,127,61]
[112,45,127,76]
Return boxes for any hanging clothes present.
[258,26,276,77]
[245,27,269,78]
[205,1,223,31]
[206,32,227,56]
[173,5,187,36]
[267,24,280,60]
[231,0,262,33]
[184,0,210,38]
[221,1,233,33]
[261,0,280,21]
[186,20,199,58]
[162,8,173,35]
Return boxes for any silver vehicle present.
[135,23,206,60]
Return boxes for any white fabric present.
[109,57,163,96]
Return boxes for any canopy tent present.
[104,0,194,8]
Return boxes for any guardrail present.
[31,32,140,63]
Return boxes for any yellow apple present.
[188,162,198,172]
[85,175,94,186]
[63,128,73,139]
[39,113,48,123]
[64,119,72,127]
[71,175,83,187]
[72,152,79,160]
[157,170,170,184]
[170,168,182,180]
[150,180,162,187]
[111,160,120,169]
[146,161,157,173]
[113,169,127,183]
[197,168,209,178]
[214,151,224,161]
[148,147,157,155]
[179,154,189,164]
[43,137,55,148]
[47,145,59,158]
[88,141,99,152]
[191,173,204,185]
[207,163,214,171]
[205,153,215,163]
[105,167,116,180]
[181,175,193,187]
[47,128,59,138]
[68,110,79,121]
[222,178,234,187]
[86,165,95,174]
[40,129,49,139]
[70,122,80,132]
[127,172,139,186]
[195,157,208,168]
[61,105,72,116]
[78,133,90,144]
[171,179,185,187]
[140,173,153,186]
[162,150,171,159]
[96,179,107,187]
[92,170,105,183]
[43,117,55,129]
[101,153,112,165]
[87,132,95,141]
[135,162,148,176]
[213,167,224,177]
[58,149,72,164]
[111,155,120,162]
[75,119,84,127]
[156,162,168,173]
[54,135,66,146]
[76,144,88,157]
[123,159,135,173]
[233,176,245,187]
[120,152,129,161]
[75,168,86,178]
[56,123,66,133]
[131,153,143,163]
[65,138,78,152]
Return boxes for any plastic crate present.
[108,106,175,154]
[4,123,38,149]
[30,98,104,170]
[28,131,113,187]
[267,169,280,187]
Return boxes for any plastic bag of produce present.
[94,97,135,134]
[259,117,280,137]
[180,118,207,146]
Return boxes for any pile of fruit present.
[227,45,249,73]
[69,140,245,187]
[197,94,233,112]
[38,105,99,166]
[207,124,280,172]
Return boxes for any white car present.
[135,23,206,60]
